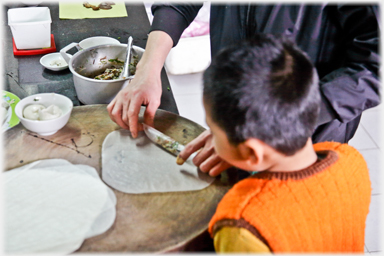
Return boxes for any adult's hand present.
[107,68,161,138]
[107,31,174,138]
[177,130,233,177]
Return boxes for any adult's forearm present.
[136,31,173,77]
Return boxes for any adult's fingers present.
[127,96,144,138]
[107,97,117,123]
[121,95,130,128]
[143,97,160,128]
[107,96,130,130]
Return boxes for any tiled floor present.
[349,104,382,254]
[167,71,382,254]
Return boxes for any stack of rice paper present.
[4,159,116,254]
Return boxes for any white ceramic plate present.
[79,36,120,50]
[40,52,72,71]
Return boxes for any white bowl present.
[15,93,73,136]
[40,52,72,71]
[79,36,120,50]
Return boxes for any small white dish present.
[15,93,73,136]
[40,52,72,71]
[79,36,120,50]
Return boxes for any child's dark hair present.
[203,34,320,156]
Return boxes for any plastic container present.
[165,35,211,75]
[8,7,52,50]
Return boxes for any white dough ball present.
[23,104,46,120]
[38,105,63,121]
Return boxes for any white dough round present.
[102,130,215,194]
[38,105,63,120]
[23,104,46,120]
[4,160,116,254]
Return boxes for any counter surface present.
[3,2,178,114]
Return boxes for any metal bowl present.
[60,43,144,105]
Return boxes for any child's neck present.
[268,139,318,172]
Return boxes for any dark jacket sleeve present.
[150,3,203,47]
[318,5,380,126]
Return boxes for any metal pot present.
[60,43,144,105]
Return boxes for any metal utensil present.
[119,36,133,79]
[142,123,197,165]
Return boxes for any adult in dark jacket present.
[108,3,380,177]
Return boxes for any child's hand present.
[177,130,232,176]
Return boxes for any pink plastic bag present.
[181,20,210,38]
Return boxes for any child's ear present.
[238,138,265,167]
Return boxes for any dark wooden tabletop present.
[3,104,252,252]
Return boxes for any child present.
[202,34,372,253]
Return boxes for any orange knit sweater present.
[208,142,371,253]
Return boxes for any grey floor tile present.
[349,124,378,150]
[365,194,381,252]
[360,111,381,148]
[359,149,382,195]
